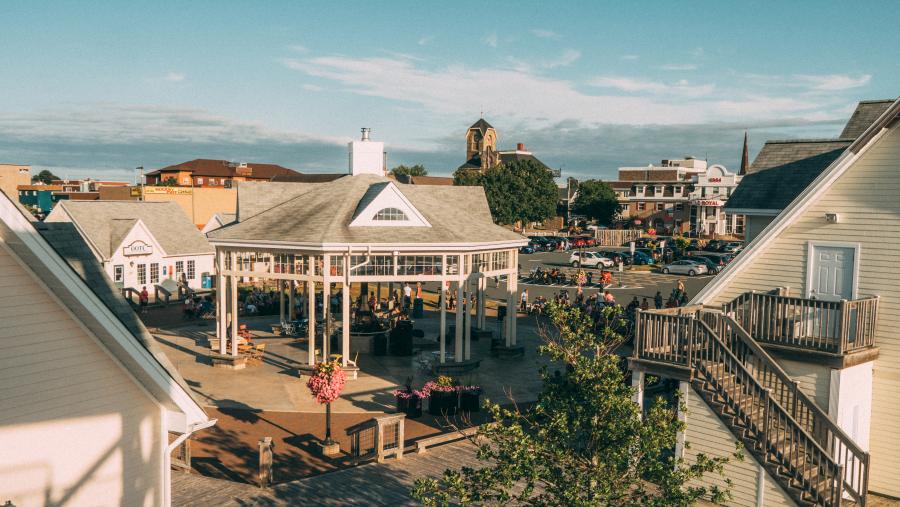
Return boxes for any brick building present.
[144,159,302,187]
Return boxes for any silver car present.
[661,260,708,276]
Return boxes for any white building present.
[0,190,212,506]
[45,201,215,292]
[687,164,744,236]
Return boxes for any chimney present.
[349,128,385,176]
[517,143,525,151]
[361,128,371,141]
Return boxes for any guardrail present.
[346,413,405,463]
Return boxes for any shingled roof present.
[840,99,895,139]
[209,175,526,246]
[46,201,213,259]
[468,118,494,134]
[726,140,850,213]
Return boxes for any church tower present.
[464,118,498,170]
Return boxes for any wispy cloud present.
[590,76,715,98]
[289,45,310,53]
[620,54,639,61]
[164,72,185,82]
[795,73,871,91]
[417,36,434,46]
[531,28,560,39]
[484,32,498,48]
[660,63,698,71]
[301,83,323,92]
[544,49,581,68]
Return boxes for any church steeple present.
[465,118,498,170]
[739,131,750,175]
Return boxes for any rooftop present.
[147,158,301,179]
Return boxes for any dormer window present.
[373,207,409,221]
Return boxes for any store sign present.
[694,200,725,206]
[123,240,153,256]
[708,177,722,183]
[142,186,193,195]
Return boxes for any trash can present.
[497,305,507,322]
[201,273,213,289]
[373,333,388,356]
[412,297,424,318]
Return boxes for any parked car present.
[700,253,733,266]
[683,255,721,274]
[721,241,744,254]
[519,244,536,254]
[569,251,614,268]
[661,259,708,276]
[596,250,632,266]
[705,239,725,252]
[630,250,655,265]
[529,236,551,251]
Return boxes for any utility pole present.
[136,166,144,201]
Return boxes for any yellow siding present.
[780,358,830,408]
[684,387,761,506]
[0,244,164,507]
[763,470,799,507]
[704,125,900,496]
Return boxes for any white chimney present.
[349,128,386,176]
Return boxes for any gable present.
[112,219,167,259]
[349,182,431,228]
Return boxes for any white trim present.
[804,240,860,300]
[692,115,894,305]
[209,238,528,251]
[724,208,782,216]
[348,182,432,228]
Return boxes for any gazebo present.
[206,173,527,373]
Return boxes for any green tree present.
[32,169,61,184]
[573,179,620,226]
[454,159,557,225]
[390,164,429,178]
[412,302,738,507]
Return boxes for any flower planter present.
[459,391,481,413]
[395,395,422,419]
[428,390,458,416]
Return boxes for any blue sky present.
[1,1,897,181]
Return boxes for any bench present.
[415,426,479,454]
[432,358,481,376]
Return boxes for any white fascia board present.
[692,125,890,306]
[208,238,528,252]
[724,208,782,216]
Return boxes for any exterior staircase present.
[632,292,877,506]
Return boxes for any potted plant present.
[424,375,458,416]
[457,384,483,413]
[306,358,346,456]
[392,377,423,418]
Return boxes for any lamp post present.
[135,166,144,201]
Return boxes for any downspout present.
[163,417,218,506]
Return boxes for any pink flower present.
[306,361,346,404]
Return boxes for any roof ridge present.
[762,138,853,144]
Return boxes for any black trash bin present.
[389,320,414,356]
[412,297,424,318]
[497,305,507,322]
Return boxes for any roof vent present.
[517,143,525,151]
[361,128,371,141]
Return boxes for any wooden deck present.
[172,439,478,506]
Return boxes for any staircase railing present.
[635,309,868,505]
[707,312,869,505]
[723,291,879,354]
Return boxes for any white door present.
[808,245,855,301]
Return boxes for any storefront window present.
[137,264,146,285]
[397,255,442,276]
[150,263,159,283]
[187,260,196,280]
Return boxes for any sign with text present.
[123,240,153,256]
[142,186,193,195]
[693,200,725,206]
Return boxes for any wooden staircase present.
[633,307,870,506]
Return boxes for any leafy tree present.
[454,159,557,225]
[573,179,620,226]
[390,164,429,178]
[412,302,739,507]
[32,169,61,184]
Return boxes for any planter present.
[459,391,481,413]
[395,395,423,419]
[428,390,458,416]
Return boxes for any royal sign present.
[123,240,153,256]
[694,200,725,206]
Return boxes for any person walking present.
[640,297,650,311]
[520,288,528,312]
[139,286,149,314]
[403,283,413,310]
[654,290,663,310]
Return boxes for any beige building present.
[140,185,236,228]
[0,191,212,506]
[0,163,31,199]
[631,97,900,505]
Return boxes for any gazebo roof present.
[207,174,526,247]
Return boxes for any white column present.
[308,257,316,366]
[464,279,472,361]
[508,271,518,346]
[230,251,238,357]
[455,281,464,362]
[279,279,285,323]
[342,277,350,367]
[505,272,515,347]
[476,277,485,330]
[322,280,330,359]
[675,381,689,459]
[439,278,446,364]
[288,280,295,320]
[631,370,645,415]
[216,249,226,354]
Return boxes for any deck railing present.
[634,308,870,505]
[722,291,878,354]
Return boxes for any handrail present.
[715,313,869,505]
[723,291,878,354]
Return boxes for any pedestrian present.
[654,291,663,310]
[641,297,650,311]
[679,290,690,306]
[677,279,685,294]
[403,283,413,310]
[603,290,615,304]
[520,288,528,312]
[139,286,149,314]
[587,271,593,286]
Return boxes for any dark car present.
[721,241,744,254]
[701,253,732,266]
[630,250,655,265]
[529,236,551,251]
[684,255,720,274]
[519,244,536,254]
[705,239,725,252]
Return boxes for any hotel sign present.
[123,240,153,256]
[693,200,725,206]
[142,186,193,195]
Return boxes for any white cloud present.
[301,83,323,92]
[620,54,639,61]
[484,32,498,48]
[289,45,310,53]
[660,64,698,71]
[417,36,434,46]
[164,72,185,82]
[531,28,560,39]
[590,76,715,98]
[691,47,705,59]
[795,73,872,91]
[544,49,581,68]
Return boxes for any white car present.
[661,260,708,276]
[569,251,614,268]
